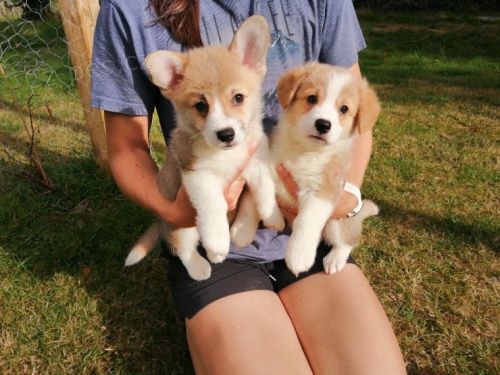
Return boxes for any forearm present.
[331,129,372,217]
[108,144,176,223]
[104,111,183,227]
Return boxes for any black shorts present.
[163,243,356,319]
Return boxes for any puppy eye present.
[233,94,244,105]
[307,95,317,104]
[340,105,349,114]
[195,101,208,113]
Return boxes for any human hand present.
[331,189,358,219]
[224,141,258,211]
[275,164,299,223]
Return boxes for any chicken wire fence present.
[1,2,75,91]
[1,0,106,184]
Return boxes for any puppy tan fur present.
[125,16,284,280]
[275,62,380,275]
[232,62,380,275]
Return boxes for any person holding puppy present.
[91,0,407,373]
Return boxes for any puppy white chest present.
[193,147,246,180]
[286,152,330,191]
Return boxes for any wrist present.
[342,181,363,217]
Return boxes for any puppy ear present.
[229,15,270,78]
[144,50,188,97]
[355,79,381,134]
[277,65,308,109]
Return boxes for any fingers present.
[276,164,298,198]
[224,141,258,210]
[277,196,298,225]
[230,140,258,183]
[172,186,197,228]
[225,179,246,211]
[275,164,299,223]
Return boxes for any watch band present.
[342,181,363,217]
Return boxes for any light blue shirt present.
[91,0,366,262]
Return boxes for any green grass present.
[1,10,499,375]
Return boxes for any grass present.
[1,10,499,375]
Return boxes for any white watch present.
[342,181,363,217]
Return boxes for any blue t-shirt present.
[91,0,366,262]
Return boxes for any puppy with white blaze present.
[124,15,284,280]
[234,61,381,276]
[276,62,381,275]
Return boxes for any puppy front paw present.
[285,241,317,276]
[204,238,230,264]
[204,238,230,263]
[200,224,230,263]
[262,206,285,231]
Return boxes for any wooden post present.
[59,0,110,174]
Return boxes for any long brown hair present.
[150,0,203,48]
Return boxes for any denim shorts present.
[163,242,356,319]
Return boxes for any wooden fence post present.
[59,0,110,175]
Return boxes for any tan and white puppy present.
[275,62,380,275]
[125,16,284,280]
[232,62,381,275]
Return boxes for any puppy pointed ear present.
[277,65,308,109]
[355,79,381,134]
[229,15,270,78]
[144,50,188,97]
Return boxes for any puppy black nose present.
[217,128,235,143]
[315,119,331,134]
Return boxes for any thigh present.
[186,290,313,375]
[278,264,407,375]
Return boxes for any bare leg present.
[185,290,313,375]
[279,264,407,375]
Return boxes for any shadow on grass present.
[0,98,88,135]
[358,11,500,105]
[0,148,194,374]
[374,198,499,255]
[1,145,496,375]
[358,11,500,61]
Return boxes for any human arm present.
[105,111,253,228]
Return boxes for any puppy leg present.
[230,189,260,248]
[183,172,230,263]
[245,161,285,231]
[322,219,355,274]
[172,227,212,280]
[285,193,334,275]
[323,200,379,274]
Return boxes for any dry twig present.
[0,64,54,189]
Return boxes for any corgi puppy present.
[275,62,380,275]
[232,62,380,275]
[125,15,284,280]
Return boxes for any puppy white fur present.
[125,16,284,280]
[233,62,380,275]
